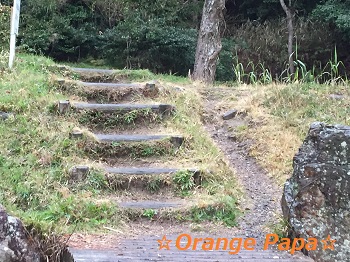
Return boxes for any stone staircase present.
[53,67,312,262]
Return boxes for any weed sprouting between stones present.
[77,109,161,128]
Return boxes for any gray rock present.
[329,94,346,100]
[0,205,41,262]
[69,166,90,181]
[0,112,13,120]
[222,109,238,120]
[282,122,350,262]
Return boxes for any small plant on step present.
[189,196,239,227]
[141,146,155,157]
[173,170,195,196]
[123,110,138,124]
[143,209,157,220]
[146,178,162,193]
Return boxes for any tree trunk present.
[192,0,226,84]
[280,0,295,75]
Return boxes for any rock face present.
[282,122,350,262]
[0,205,41,262]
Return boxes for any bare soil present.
[200,87,283,243]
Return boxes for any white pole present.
[8,0,21,69]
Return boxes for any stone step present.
[119,200,183,209]
[0,112,13,120]
[71,67,115,75]
[55,80,159,103]
[69,67,129,83]
[83,134,183,159]
[81,81,141,88]
[105,167,198,175]
[56,79,157,92]
[94,134,184,146]
[59,101,174,114]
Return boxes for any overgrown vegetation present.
[190,196,239,227]
[0,53,120,234]
[0,4,10,51]
[76,109,161,130]
[0,54,242,239]
[1,0,349,81]
[173,170,195,196]
[224,80,350,185]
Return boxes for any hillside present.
[1,53,349,260]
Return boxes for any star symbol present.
[321,235,336,251]
[157,235,172,250]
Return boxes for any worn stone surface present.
[58,100,70,114]
[329,94,346,100]
[69,131,84,139]
[222,109,238,120]
[0,112,13,120]
[72,102,174,115]
[282,122,350,262]
[69,166,90,181]
[0,205,41,262]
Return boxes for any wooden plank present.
[71,103,174,113]
[94,134,183,144]
[69,248,313,262]
[119,201,183,209]
[70,67,115,74]
[104,167,198,175]
[81,82,141,88]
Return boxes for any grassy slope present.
[0,54,120,233]
[0,53,241,235]
[231,83,350,184]
[3,53,345,237]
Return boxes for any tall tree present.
[192,0,226,84]
[280,0,295,75]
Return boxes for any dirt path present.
[200,87,284,244]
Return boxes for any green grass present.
[142,209,157,220]
[0,53,119,233]
[189,196,239,227]
[173,170,195,196]
[263,83,350,137]
[58,60,191,84]
[0,53,242,239]
[77,109,161,129]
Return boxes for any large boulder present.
[0,205,41,262]
[282,122,350,262]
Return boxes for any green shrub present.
[0,4,11,51]
[19,1,102,61]
[227,19,338,81]
[216,38,235,81]
[100,20,197,76]
[312,0,350,39]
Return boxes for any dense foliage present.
[0,0,349,80]
[0,4,10,50]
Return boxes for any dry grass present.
[220,83,350,184]
[234,85,301,184]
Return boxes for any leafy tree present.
[0,4,11,50]
[312,0,350,39]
